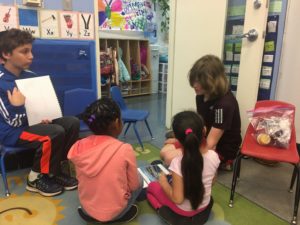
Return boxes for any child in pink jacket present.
[68,97,142,223]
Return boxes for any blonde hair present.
[188,55,229,100]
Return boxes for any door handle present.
[225,29,258,42]
[241,29,258,42]
[254,0,261,9]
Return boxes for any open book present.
[15,75,62,126]
[138,164,170,188]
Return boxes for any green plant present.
[152,0,169,33]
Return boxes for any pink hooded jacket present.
[67,135,140,222]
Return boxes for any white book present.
[138,164,170,188]
[15,75,62,126]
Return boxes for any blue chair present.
[63,88,97,132]
[110,86,154,150]
[0,144,31,196]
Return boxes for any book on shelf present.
[15,75,62,126]
[138,164,170,188]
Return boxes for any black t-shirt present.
[196,91,242,159]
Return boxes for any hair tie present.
[185,128,193,135]
[88,114,96,124]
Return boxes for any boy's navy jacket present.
[0,64,36,146]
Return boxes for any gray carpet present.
[217,158,298,224]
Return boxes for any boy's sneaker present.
[52,174,78,191]
[26,174,63,197]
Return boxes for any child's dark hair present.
[172,111,205,210]
[0,29,35,61]
[82,97,121,135]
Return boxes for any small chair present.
[63,88,97,132]
[229,100,300,225]
[0,144,31,196]
[110,86,153,150]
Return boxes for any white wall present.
[166,0,228,127]
[275,0,300,142]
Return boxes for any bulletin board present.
[224,0,286,100]
[223,18,244,93]
[223,15,280,100]
[257,15,279,100]
[98,0,154,31]
[0,4,95,40]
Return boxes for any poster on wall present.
[223,18,244,93]
[18,8,40,38]
[40,10,59,38]
[59,11,79,39]
[0,5,18,31]
[79,13,94,39]
[98,0,153,31]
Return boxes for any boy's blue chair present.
[0,143,31,196]
[63,88,97,132]
[110,86,154,150]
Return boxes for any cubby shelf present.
[100,38,152,97]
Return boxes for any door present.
[235,0,269,134]
[166,0,270,135]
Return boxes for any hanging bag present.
[118,47,131,82]
[100,51,113,76]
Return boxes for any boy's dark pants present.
[15,116,80,175]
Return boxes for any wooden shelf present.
[100,38,152,97]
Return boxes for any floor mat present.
[0,143,289,225]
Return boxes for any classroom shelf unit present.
[100,38,152,97]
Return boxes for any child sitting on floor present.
[147,111,220,225]
[68,97,143,223]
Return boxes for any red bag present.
[100,51,113,76]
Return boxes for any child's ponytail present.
[172,111,205,210]
[182,129,204,209]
